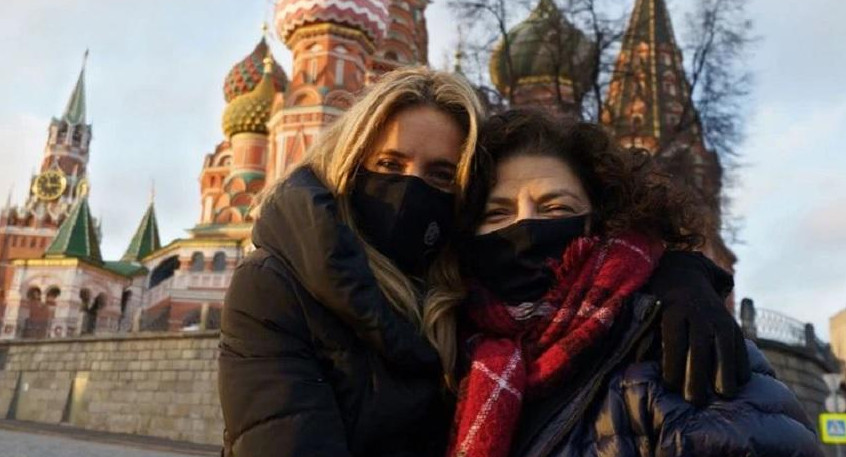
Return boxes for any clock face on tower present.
[32,170,67,201]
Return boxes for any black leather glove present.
[647,251,751,407]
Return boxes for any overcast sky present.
[0,0,844,337]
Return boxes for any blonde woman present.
[219,68,483,457]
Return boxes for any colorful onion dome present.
[490,0,596,96]
[275,0,389,45]
[222,56,278,138]
[224,38,288,103]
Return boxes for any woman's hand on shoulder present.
[647,251,751,407]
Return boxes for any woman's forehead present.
[491,155,581,192]
[371,106,465,164]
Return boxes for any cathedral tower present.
[0,51,95,305]
[370,0,430,74]
[602,0,736,290]
[268,0,389,182]
[196,36,287,237]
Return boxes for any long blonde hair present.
[260,67,483,383]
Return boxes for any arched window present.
[190,252,205,272]
[57,125,68,143]
[335,59,345,85]
[26,286,42,303]
[307,59,318,84]
[45,286,60,304]
[212,252,227,272]
[149,255,179,288]
[82,293,106,335]
[79,288,91,311]
[119,289,132,329]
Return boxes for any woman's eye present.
[543,205,576,216]
[427,170,456,189]
[483,209,510,221]
[375,159,404,173]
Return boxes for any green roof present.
[104,261,147,277]
[121,202,161,262]
[63,52,87,125]
[45,197,102,263]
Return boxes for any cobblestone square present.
[0,429,205,457]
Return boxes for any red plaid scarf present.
[447,232,664,457]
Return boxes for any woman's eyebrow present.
[486,196,514,207]
[377,149,411,159]
[536,189,582,204]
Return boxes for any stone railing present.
[739,298,840,372]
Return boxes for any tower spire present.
[121,200,161,263]
[63,50,88,125]
[602,0,698,153]
[5,185,13,210]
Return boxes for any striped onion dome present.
[275,0,389,45]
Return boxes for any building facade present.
[2,0,740,339]
[0,0,432,339]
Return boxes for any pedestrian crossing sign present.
[820,414,846,443]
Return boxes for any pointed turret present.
[602,0,700,154]
[44,196,102,263]
[121,202,161,262]
[63,50,88,125]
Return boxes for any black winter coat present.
[511,293,823,457]
[218,173,449,457]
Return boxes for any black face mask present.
[464,215,589,303]
[350,169,456,276]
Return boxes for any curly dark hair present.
[464,109,705,249]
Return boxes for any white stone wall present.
[0,332,222,446]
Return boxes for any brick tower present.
[267,0,390,182]
[0,51,96,306]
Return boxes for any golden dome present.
[222,56,278,138]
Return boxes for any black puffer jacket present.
[511,293,822,457]
[218,171,449,457]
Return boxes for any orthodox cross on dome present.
[63,50,88,125]
[602,0,700,154]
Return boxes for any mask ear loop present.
[582,212,594,237]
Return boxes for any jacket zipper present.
[532,296,663,457]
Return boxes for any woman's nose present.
[405,163,426,180]
[514,195,538,222]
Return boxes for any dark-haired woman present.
[445,110,820,457]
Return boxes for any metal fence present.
[749,307,809,347]
[739,299,841,372]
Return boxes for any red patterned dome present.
[275,0,389,46]
[224,38,288,103]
